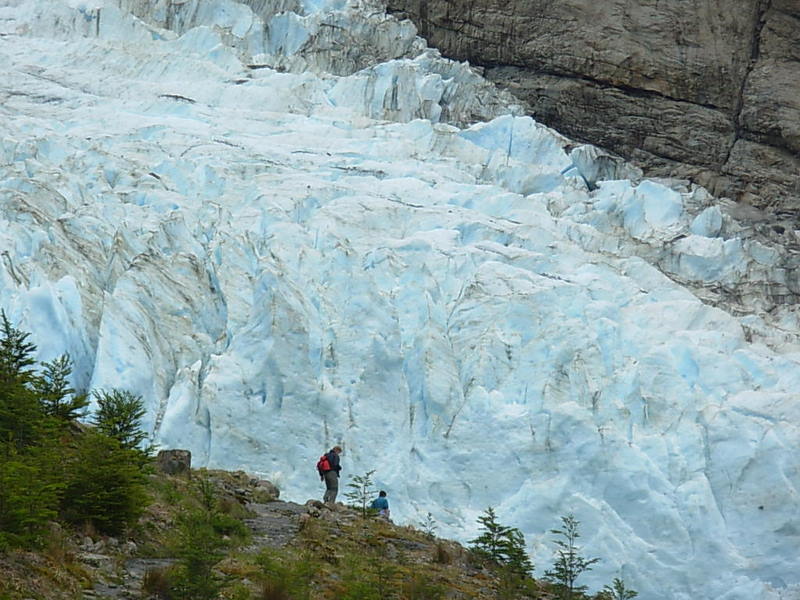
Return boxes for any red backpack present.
[316,454,331,474]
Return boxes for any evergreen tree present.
[418,511,437,538]
[470,507,512,562]
[168,476,249,600]
[0,311,47,451]
[597,577,638,600]
[470,507,534,576]
[33,354,89,423]
[344,470,376,518]
[545,514,600,600]
[60,431,148,536]
[0,311,37,382]
[0,447,61,549]
[91,389,148,451]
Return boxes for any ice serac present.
[386,0,800,215]
[1,1,799,599]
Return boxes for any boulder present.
[252,479,280,502]
[155,449,191,476]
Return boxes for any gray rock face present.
[387,0,800,214]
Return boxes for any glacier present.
[2,0,800,598]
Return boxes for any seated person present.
[370,490,390,519]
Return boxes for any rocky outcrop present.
[155,449,191,475]
[386,0,800,214]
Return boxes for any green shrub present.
[0,450,61,549]
[142,566,176,599]
[401,573,445,600]
[165,478,250,600]
[544,514,600,600]
[60,431,148,536]
[257,548,316,600]
[91,389,149,452]
[33,354,88,424]
[596,577,638,600]
[344,470,377,519]
[0,312,49,451]
[470,507,534,577]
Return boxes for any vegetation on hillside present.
[0,311,151,549]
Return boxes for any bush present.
[60,431,148,536]
[169,509,229,600]
[596,577,638,600]
[142,566,176,600]
[0,450,61,549]
[165,477,250,600]
[0,312,49,451]
[344,470,376,518]
[33,354,88,424]
[470,507,534,577]
[91,389,148,452]
[401,574,445,600]
[544,514,600,600]
[257,549,316,600]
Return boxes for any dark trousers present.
[323,470,338,503]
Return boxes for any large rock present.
[387,0,800,214]
[156,449,191,476]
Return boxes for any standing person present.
[371,490,390,519]
[318,445,343,504]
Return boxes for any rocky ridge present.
[0,467,566,600]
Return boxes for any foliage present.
[0,311,37,382]
[0,449,61,549]
[0,312,47,451]
[401,573,445,600]
[418,511,437,538]
[170,510,229,600]
[544,514,600,600]
[338,554,382,600]
[470,507,534,577]
[142,566,175,599]
[256,548,317,600]
[344,470,376,518]
[596,577,638,600]
[0,315,153,549]
[33,354,88,423]
[60,431,149,536]
[91,388,149,452]
[164,476,250,600]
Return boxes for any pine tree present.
[344,470,376,518]
[0,311,37,382]
[545,514,600,600]
[470,507,512,562]
[60,431,148,536]
[33,354,89,423]
[597,577,638,600]
[470,507,534,576]
[91,389,148,451]
[0,447,61,548]
[0,311,47,451]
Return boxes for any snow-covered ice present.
[2,0,800,598]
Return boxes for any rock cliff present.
[387,0,800,215]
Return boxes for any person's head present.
[379,490,387,497]
[332,445,343,455]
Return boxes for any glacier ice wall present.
[2,0,800,598]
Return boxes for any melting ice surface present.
[2,0,800,598]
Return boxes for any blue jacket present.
[325,450,341,475]
[371,496,389,510]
